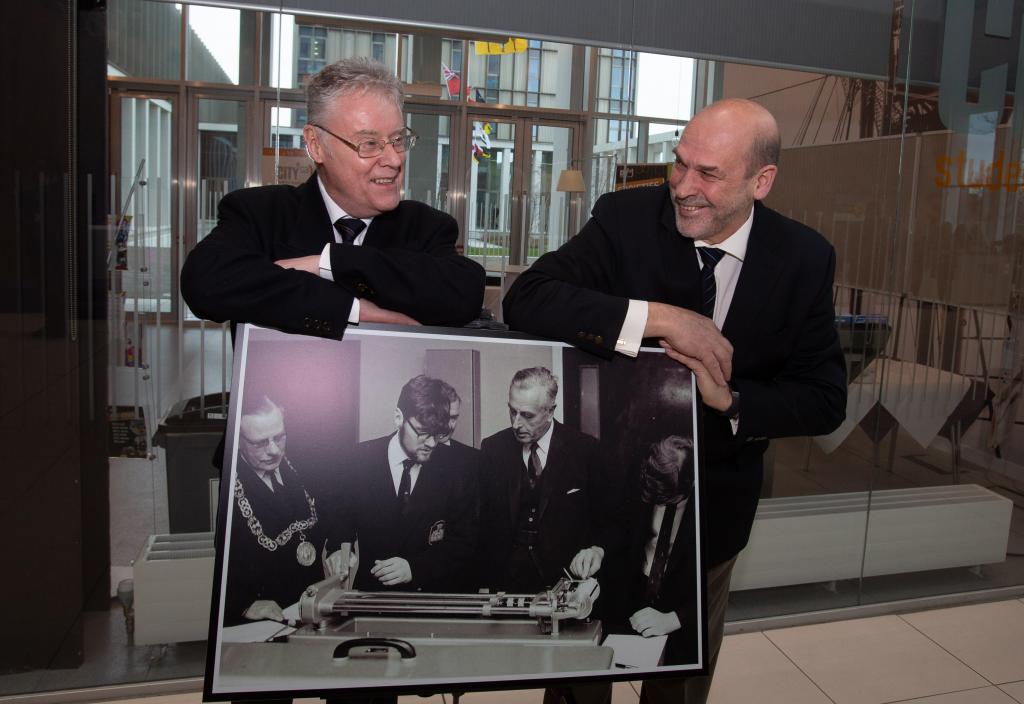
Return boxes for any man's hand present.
[323,543,359,583]
[659,342,734,413]
[274,255,320,274]
[243,599,285,622]
[359,299,421,326]
[629,607,681,637]
[645,302,733,385]
[370,557,412,586]
[569,546,605,579]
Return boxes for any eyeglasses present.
[404,417,441,443]
[241,431,286,451]
[312,124,418,158]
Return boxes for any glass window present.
[106,0,182,81]
[264,16,400,89]
[185,5,258,84]
[466,38,573,109]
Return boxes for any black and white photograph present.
[205,324,705,699]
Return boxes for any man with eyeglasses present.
[223,395,340,626]
[181,57,485,338]
[330,375,479,592]
[477,367,608,594]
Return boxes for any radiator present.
[730,484,1013,591]
[134,532,215,645]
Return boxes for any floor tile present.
[764,615,988,704]
[902,601,1024,684]
[999,680,1024,704]
[884,687,1018,704]
[707,632,831,704]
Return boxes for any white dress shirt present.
[615,206,754,353]
[315,176,373,323]
[520,420,555,475]
[387,433,422,496]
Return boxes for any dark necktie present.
[646,503,677,602]
[527,442,542,488]
[398,459,414,512]
[698,247,725,318]
[334,217,366,244]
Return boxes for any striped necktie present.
[334,217,366,244]
[697,247,726,319]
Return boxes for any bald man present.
[504,99,846,703]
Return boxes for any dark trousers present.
[544,556,736,704]
[638,557,736,704]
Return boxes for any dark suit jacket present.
[604,493,699,666]
[223,459,327,626]
[503,186,847,566]
[334,435,479,592]
[180,173,485,338]
[477,422,606,591]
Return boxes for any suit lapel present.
[722,203,783,342]
[537,423,565,521]
[284,174,334,255]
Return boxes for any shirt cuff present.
[615,299,648,357]
[348,298,360,324]
[318,243,334,282]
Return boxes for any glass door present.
[463,113,581,273]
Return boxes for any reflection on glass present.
[117,96,173,314]
[404,113,451,213]
[197,99,248,244]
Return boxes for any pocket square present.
[566,488,582,495]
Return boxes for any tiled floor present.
[76,599,1024,704]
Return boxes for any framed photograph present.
[204,324,706,700]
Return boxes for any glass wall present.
[8,0,1023,698]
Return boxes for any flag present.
[474,37,529,55]
[472,121,493,163]
[441,63,461,99]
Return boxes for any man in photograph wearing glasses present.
[181,57,485,337]
[332,375,479,592]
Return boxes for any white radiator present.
[134,532,215,645]
[730,484,1013,591]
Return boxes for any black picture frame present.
[204,323,707,700]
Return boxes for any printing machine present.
[214,574,615,693]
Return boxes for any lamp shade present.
[556,168,586,193]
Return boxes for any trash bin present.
[153,393,228,533]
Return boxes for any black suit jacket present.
[444,438,481,473]
[477,422,606,591]
[180,173,485,338]
[223,459,327,626]
[334,435,479,592]
[604,494,699,666]
[503,186,847,566]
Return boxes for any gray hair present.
[306,57,404,125]
[241,394,284,420]
[510,367,558,410]
[749,131,780,176]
